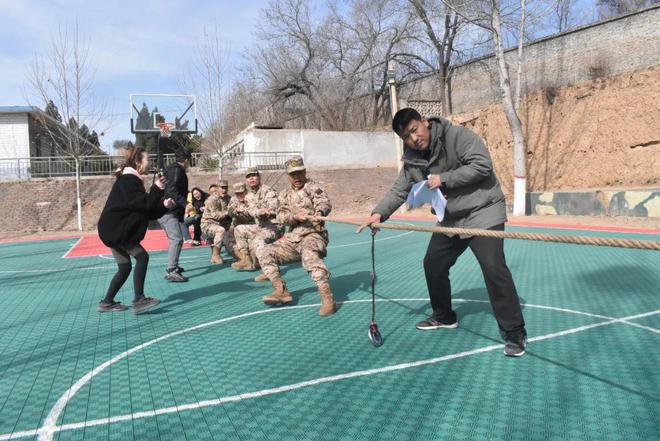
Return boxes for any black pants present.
[184,215,202,241]
[104,243,149,302]
[423,224,526,337]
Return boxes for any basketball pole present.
[387,60,406,213]
[387,60,404,173]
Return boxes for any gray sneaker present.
[504,333,527,357]
[416,315,458,330]
[165,270,188,282]
[133,297,161,314]
[97,300,128,313]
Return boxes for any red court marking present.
[64,230,199,258]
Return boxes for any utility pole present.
[387,60,404,173]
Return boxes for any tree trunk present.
[515,0,526,110]
[492,1,527,216]
[75,157,83,231]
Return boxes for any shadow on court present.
[375,288,527,340]
[284,270,373,307]
[577,264,660,295]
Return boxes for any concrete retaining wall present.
[530,189,660,217]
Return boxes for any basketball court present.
[1,221,658,441]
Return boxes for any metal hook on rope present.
[368,226,384,347]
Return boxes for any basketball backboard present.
[129,94,197,134]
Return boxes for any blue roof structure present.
[0,106,41,114]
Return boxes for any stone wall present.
[400,6,660,114]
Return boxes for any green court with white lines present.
[0,222,658,441]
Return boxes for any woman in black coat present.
[97,147,175,313]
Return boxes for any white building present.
[0,106,51,180]
[222,123,400,171]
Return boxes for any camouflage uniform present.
[256,179,332,283]
[226,183,253,256]
[259,156,336,315]
[201,193,232,249]
[234,183,283,261]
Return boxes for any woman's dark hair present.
[392,108,423,135]
[191,187,205,199]
[115,147,147,179]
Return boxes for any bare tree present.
[440,0,529,214]
[184,25,231,176]
[252,0,422,130]
[597,0,658,18]
[553,0,573,31]
[28,24,107,230]
[514,0,527,110]
[408,0,462,115]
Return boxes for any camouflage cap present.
[245,166,260,177]
[218,179,229,187]
[285,155,306,173]
[233,182,247,193]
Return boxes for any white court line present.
[328,230,415,249]
[96,254,203,261]
[0,299,650,441]
[0,265,111,274]
[60,237,83,259]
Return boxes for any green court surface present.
[0,223,658,441]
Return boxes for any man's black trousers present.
[423,224,526,337]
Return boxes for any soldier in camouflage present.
[200,180,232,264]
[226,182,254,258]
[231,166,283,271]
[256,156,336,316]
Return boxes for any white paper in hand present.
[406,180,447,222]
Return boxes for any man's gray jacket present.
[372,117,507,230]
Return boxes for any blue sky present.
[0,0,264,152]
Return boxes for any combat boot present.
[210,246,224,264]
[317,283,336,316]
[231,251,252,270]
[254,273,269,282]
[262,278,293,306]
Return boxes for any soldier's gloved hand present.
[308,212,324,223]
[293,212,308,222]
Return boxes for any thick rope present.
[315,217,660,251]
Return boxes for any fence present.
[220,151,303,174]
[0,151,302,181]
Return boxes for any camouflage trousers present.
[234,224,281,261]
[256,232,330,283]
[224,228,237,256]
[201,223,227,250]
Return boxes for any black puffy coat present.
[98,174,166,247]
[163,162,189,220]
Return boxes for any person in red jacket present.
[97,147,175,314]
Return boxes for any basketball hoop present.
[157,122,176,138]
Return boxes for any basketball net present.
[157,122,176,138]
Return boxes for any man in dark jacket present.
[358,108,527,356]
[158,149,191,282]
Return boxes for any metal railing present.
[0,151,303,180]
[220,151,303,173]
[0,154,209,180]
